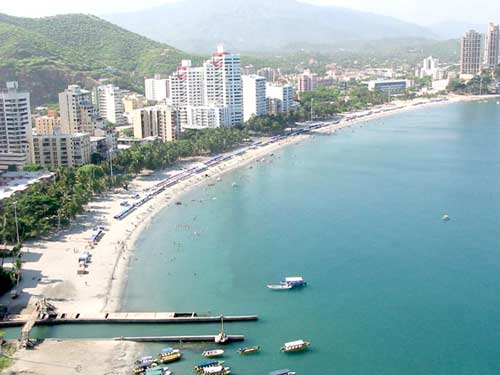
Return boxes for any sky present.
[1,0,497,26]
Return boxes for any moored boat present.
[267,283,292,290]
[202,349,224,358]
[132,361,158,374]
[284,277,307,287]
[238,345,261,354]
[135,355,154,365]
[146,367,173,375]
[269,370,296,375]
[194,360,225,373]
[202,365,231,375]
[158,348,181,364]
[280,340,310,353]
[214,316,229,344]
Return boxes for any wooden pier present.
[115,335,245,343]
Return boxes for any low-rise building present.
[366,79,411,94]
[31,132,91,168]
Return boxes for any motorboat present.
[158,348,181,364]
[238,345,261,354]
[267,283,292,290]
[269,370,296,375]
[280,340,310,353]
[202,349,224,358]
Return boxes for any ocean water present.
[42,100,500,375]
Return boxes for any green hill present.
[0,13,200,105]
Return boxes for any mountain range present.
[103,0,435,53]
[0,13,197,105]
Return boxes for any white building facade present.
[266,83,294,114]
[484,23,500,69]
[242,75,267,122]
[0,82,32,170]
[92,84,127,126]
[145,75,169,102]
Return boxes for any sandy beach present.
[2,93,498,374]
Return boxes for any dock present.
[1,312,258,328]
[115,335,245,343]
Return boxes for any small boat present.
[280,340,310,353]
[202,349,224,358]
[202,365,231,375]
[284,277,307,287]
[132,361,158,374]
[267,276,307,290]
[441,214,450,221]
[135,355,154,365]
[194,360,225,373]
[267,283,292,290]
[158,348,181,364]
[238,345,260,354]
[269,370,296,375]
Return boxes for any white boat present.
[214,316,229,344]
[203,365,231,375]
[280,339,310,353]
[202,349,224,358]
[442,214,450,221]
[267,284,293,290]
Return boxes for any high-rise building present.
[59,85,101,135]
[145,75,169,102]
[484,22,500,69]
[132,105,180,142]
[31,132,91,168]
[92,84,127,126]
[167,46,243,129]
[266,83,294,114]
[460,30,484,76]
[297,70,318,97]
[203,45,243,126]
[0,82,32,170]
[242,75,267,122]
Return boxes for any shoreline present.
[1,93,497,319]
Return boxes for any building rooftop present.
[0,172,55,202]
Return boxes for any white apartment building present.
[132,105,180,142]
[59,85,101,134]
[460,30,484,77]
[186,106,230,129]
[0,82,32,171]
[92,84,127,126]
[31,132,91,168]
[484,22,500,69]
[203,45,243,127]
[242,75,267,122]
[145,75,169,102]
[266,83,294,114]
[167,46,243,129]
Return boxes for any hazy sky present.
[1,0,497,25]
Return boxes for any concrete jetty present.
[0,312,258,327]
[115,335,245,343]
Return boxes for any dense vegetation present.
[0,128,247,243]
[447,69,500,94]
[0,13,200,105]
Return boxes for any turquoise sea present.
[33,100,500,374]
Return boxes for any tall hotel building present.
[59,85,101,134]
[484,23,500,69]
[167,45,243,129]
[92,84,127,126]
[460,30,484,76]
[0,82,32,170]
[242,75,267,122]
